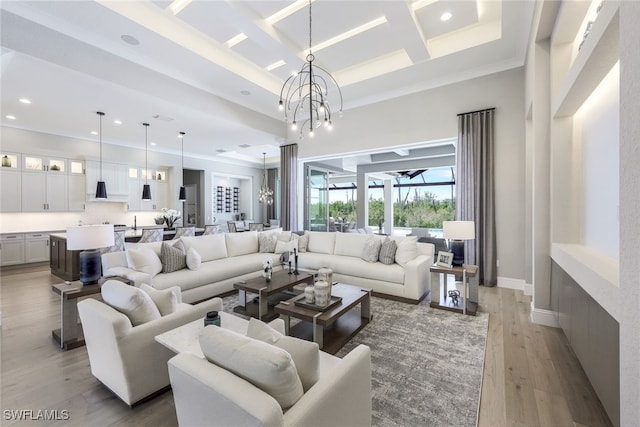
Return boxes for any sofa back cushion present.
[334,233,370,258]
[181,235,228,262]
[199,326,304,409]
[126,247,163,277]
[225,231,259,257]
[125,241,163,256]
[391,236,418,267]
[101,280,161,326]
[307,231,336,255]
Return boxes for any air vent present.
[239,144,251,148]
[152,114,174,122]
[216,149,226,153]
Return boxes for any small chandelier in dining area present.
[257,153,273,205]
[278,0,343,140]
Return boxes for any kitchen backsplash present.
[0,202,171,233]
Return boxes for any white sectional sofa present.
[102,230,434,303]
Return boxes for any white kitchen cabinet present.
[0,169,21,212]
[21,172,68,212]
[86,160,128,201]
[25,232,50,263]
[0,234,25,266]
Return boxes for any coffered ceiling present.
[0,0,534,165]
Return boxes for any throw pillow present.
[186,247,201,270]
[199,326,304,409]
[393,236,418,267]
[247,318,320,392]
[296,232,309,253]
[101,280,161,326]
[360,236,382,263]
[126,247,162,277]
[160,241,186,273]
[378,237,397,265]
[259,232,278,253]
[275,239,298,254]
[140,284,181,316]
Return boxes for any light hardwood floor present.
[1,265,612,426]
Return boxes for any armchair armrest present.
[403,254,432,300]
[168,352,283,427]
[284,344,371,427]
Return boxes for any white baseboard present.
[523,283,533,296]
[497,276,526,291]
[530,302,559,327]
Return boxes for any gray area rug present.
[222,294,488,427]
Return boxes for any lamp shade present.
[66,224,115,250]
[141,184,152,201]
[443,221,475,240]
[179,186,186,202]
[95,181,107,199]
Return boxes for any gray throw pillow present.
[259,233,278,253]
[360,236,382,263]
[160,240,186,273]
[378,237,397,265]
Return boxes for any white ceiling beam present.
[377,1,431,63]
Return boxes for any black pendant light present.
[178,132,186,202]
[141,123,151,201]
[95,112,107,199]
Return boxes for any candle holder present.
[293,248,299,275]
[288,260,293,275]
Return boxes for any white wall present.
[575,63,619,259]
[0,126,266,232]
[293,68,527,282]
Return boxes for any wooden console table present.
[429,264,478,315]
[51,276,132,350]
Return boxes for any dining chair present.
[227,221,237,233]
[248,223,263,231]
[138,228,163,243]
[173,226,195,239]
[203,225,219,235]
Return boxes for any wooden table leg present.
[312,312,323,349]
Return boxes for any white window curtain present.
[457,108,497,286]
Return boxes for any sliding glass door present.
[304,165,329,231]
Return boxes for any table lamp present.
[66,224,114,285]
[443,221,475,266]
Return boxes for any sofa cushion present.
[126,247,163,277]
[334,233,369,258]
[160,240,186,273]
[391,236,418,267]
[226,231,259,257]
[307,231,336,255]
[360,236,382,263]
[101,280,161,326]
[275,239,298,254]
[199,326,303,409]
[378,238,397,265]
[181,235,227,262]
[247,318,320,392]
[329,255,405,284]
[140,283,181,316]
[294,232,309,253]
[125,241,163,257]
[258,232,278,253]
[186,247,201,270]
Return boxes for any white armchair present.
[168,343,372,427]
[77,294,222,407]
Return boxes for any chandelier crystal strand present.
[257,152,273,205]
[278,0,343,139]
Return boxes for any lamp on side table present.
[66,224,114,285]
[443,221,475,266]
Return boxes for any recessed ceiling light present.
[90,131,98,135]
[6,115,16,120]
[266,60,286,71]
[240,90,251,96]
[121,34,140,45]
[150,142,157,146]
[440,12,453,22]
[225,33,248,49]
[114,120,122,125]
[19,98,31,104]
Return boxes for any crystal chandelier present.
[278,0,343,139]
[258,153,273,205]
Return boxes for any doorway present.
[183,169,204,227]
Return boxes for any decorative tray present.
[294,295,342,311]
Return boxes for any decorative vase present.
[264,268,272,282]
[155,218,164,225]
[204,311,220,327]
[2,155,11,167]
[304,285,315,304]
[317,268,333,296]
[314,281,330,306]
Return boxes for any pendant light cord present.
[97,111,105,181]
[143,123,149,184]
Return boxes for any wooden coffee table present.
[233,270,314,321]
[274,283,372,355]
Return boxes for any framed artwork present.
[436,251,454,269]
